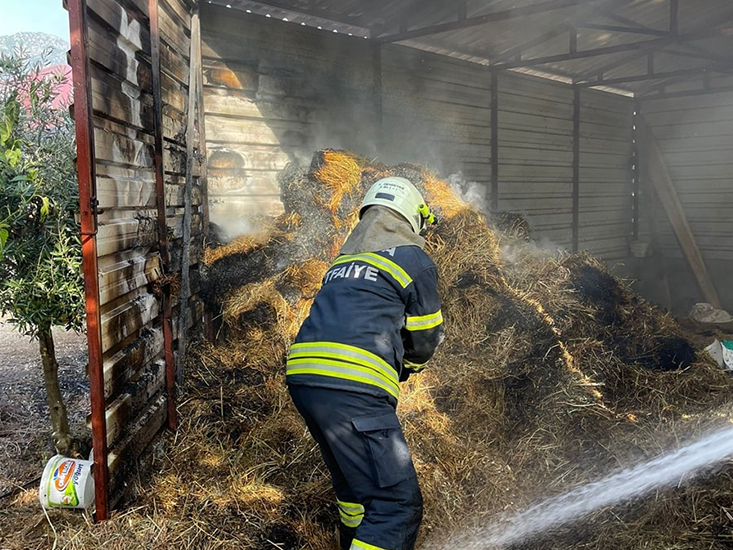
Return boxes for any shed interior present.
[66,0,733,515]
[202,0,733,315]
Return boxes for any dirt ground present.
[0,318,89,500]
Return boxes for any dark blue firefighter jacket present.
[286,246,444,401]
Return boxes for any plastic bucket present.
[705,340,724,368]
[723,341,733,371]
[39,455,95,509]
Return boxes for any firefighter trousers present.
[288,385,423,550]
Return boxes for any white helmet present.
[360,177,435,234]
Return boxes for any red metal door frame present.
[67,0,110,521]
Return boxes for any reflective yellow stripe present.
[337,500,364,514]
[340,516,362,528]
[290,341,398,386]
[350,539,391,550]
[404,359,428,372]
[406,309,443,331]
[337,500,364,528]
[287,360,399,398]
[331,253,412,288]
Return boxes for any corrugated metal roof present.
[209,0,733,97]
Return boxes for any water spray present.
[431,424,733,549]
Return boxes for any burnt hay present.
[3,149,733,550]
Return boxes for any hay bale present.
[6,149,733,550]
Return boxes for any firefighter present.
[286,176,445,550]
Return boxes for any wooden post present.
[639,116,721,308]
[572,86,580,252]
[177,8,201,386]
[631,99,640,240]
[148,0,177,430]
[490,68,499,212]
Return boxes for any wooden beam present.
[575,50,648,81]
[237,0,369,30]
[577,65,729,88]
[367,0,434,38]
[457,0,467,21]
[575,39,733,83]
[176,7,201,389]
[492,24,572,64]
[376,0,592,43]
[634,72,701,95]
[665,48,733,65]
[579,23,669,36]
[570,27,578,54]
[492,0,637,64]
[493,24,733,69]
[670,0,679,35]
[588,4,659,30]
[639,117,721,308]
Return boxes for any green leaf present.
[0,226,7,260]
[5,148,21,167]
[40,197,50,218]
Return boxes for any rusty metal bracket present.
[79,196,99,236]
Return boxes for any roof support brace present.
[376,0,592,43]
[577,65,730,88]
[578,23,669,36]
[493,22,733,69]
[240,0,368,30]
[639,118,721,308]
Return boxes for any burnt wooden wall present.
[380,45,492,185]
[198,7,637,262]
[497,72,575,248]
[71,0,203,507]
[638,83,733,311]
[579,88,633,262]
[200,2,380,239]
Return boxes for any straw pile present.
[3,149,733,550]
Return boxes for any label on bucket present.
[51,458,81,506]
[39,455,95,509]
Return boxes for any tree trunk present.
[39,325,72,455]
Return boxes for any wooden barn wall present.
[496,72,575,248]
[379,45,492,188]
[78,0,200,500]
[638,87,733,312]
[197,8,636,263]
[496,72,633,257]
[200,2,380,239]
[578,88,633,262]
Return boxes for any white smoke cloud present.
[447,171,488,216]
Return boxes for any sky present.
[0,0,70,42]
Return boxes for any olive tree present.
[0,54,85,455]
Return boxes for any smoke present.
[499,237,566,267]
[447,171,488,216]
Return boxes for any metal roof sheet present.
[209,0,733,96]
